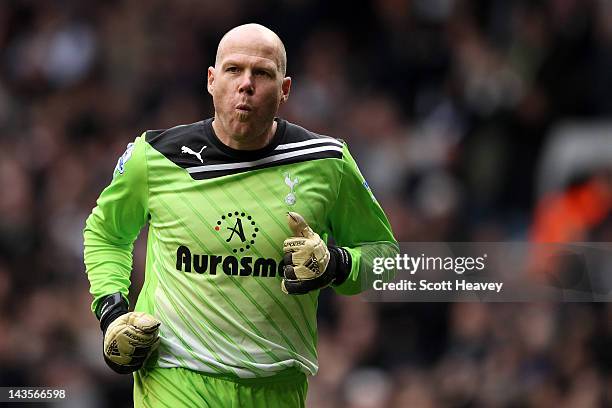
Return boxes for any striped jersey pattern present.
[84,118,397,378]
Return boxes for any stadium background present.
[0,0,610,406]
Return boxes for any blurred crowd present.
[0,0,610,407]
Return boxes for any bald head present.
[207,23,292,150]
[215,24,287,76]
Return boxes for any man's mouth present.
[236,103,252,112]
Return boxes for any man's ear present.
[280,76,291,104]
[207,67,215,95]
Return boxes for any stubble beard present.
[232,110,258,138]
[236,109,252,123]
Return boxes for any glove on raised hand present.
[281,212,350,294]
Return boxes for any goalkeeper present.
[84,23,397,408]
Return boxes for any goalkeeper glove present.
[281,212,351,294]
[97,293,161,374]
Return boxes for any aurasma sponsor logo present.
[176,245,284,277]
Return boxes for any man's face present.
[208,33,291,142]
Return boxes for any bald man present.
[209,24,290,151]
[84,24,397,407]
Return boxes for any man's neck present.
[212,119,277,151]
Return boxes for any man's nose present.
[238,73,255,95]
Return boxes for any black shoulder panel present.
[145,121,208,169]
[145,118,344,180]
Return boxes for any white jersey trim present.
[274,138,343,150]
[187,145,343,174]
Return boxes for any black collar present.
[203,118,287,162]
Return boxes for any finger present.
[283,273,335,294]
[129,312,161,332]
[128,333,160,348]
[119,328,157,346]
[287,212,315,238]
[283,265,297,280]
[281,280,289,294]
[132,346,152,359]
[283,252,293,267]
[281,279,311,295]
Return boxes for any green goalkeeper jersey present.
[84,118,397,378]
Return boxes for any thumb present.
[128,312,161,333]
[287,212,315,238]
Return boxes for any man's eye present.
[226,67,239,73]
[254,70,270,77]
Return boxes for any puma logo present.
[181,145,207,163]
